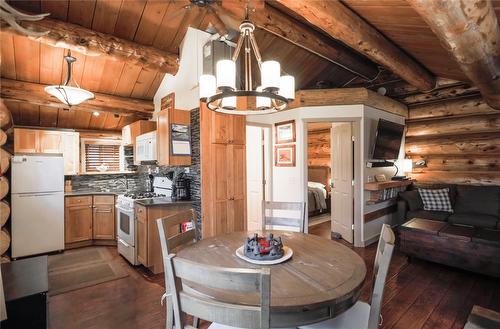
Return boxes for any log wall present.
[308,129,331,167]
[405,96,500,185]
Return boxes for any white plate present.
[235,246,293,265]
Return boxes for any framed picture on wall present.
[275,144,296,167]
[275,120,296,144]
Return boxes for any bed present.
[308,166,331,216]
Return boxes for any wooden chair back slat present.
[262,201,306,233]
[368,224,395,329]
[165,254,271,329]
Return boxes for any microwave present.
[135,131,157,162]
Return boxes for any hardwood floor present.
[49,223,500,329]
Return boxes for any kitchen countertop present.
[134,197,192,207]
[64,191,126,196]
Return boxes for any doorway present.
[307,122,355,244]
[246,125,272,231]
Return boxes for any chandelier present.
[199,16,295,115]
[45,50,94,106]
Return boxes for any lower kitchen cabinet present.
[65,195,116,248]
[135,203,192,274]
[92,195,115,240]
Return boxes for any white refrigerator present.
[11,155,65,258]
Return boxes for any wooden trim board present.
[289,88,408,118]
[364,204,397,223]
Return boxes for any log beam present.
[217,2,379,80]
[2,16,179,74]
[0,78,153,119]
[274,0,436,91]
[407,0,500,110]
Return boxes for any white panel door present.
[331,123,354,243]
[246,126,264,231]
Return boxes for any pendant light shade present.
[279,75,295,100]
[199,74,216,99]
[44,85,94,106]
[216,60,236,90]
[261,60,281,90]
[45,50,94,106]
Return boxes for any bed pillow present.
[398,190,423,211]
[308,181,326,189]
[418,188,454,213]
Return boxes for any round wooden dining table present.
[176,230,367,327]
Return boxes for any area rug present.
[48,247,128,296]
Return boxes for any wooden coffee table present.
[176,230,367,327]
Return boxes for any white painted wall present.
[247,104,405,246]
[153,28,211,115]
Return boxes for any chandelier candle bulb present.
[216,59,236,90]
[261,60,281,90]
[199,74,216,100]
[256,86,271,108]
[279,75,295,100]
[221,96,236,109]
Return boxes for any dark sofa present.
[397,183,500,278]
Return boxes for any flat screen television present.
[372,119,405,160]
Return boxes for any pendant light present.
[45,50,94,106]
[199,10,295,115]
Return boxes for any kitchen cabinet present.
[201,104,247,238]
[65,194,115,248]
[92,195,115,240]
[156,108,191,166]
[64,197,93,244]
[134,203,192,274]
[14,128,80,175]
[121,120,156,164]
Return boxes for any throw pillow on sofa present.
[398,190,424,211]
[418,188,454,213]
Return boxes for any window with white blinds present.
[83,141,121,173]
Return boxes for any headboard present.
[308,166,331,192]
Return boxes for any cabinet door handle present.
[88,205,92,208]
[95,209,112,213]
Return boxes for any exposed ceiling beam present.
[274,0,436,91]
[216,2,379,80]
[407,0,500,110]
[0,78,153,119]
[2,16,179,74]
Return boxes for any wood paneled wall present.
[308,128,331,167]
[405,96,500,185]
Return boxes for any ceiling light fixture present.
[199,10,295,115]
[92,111,100,117]
[45,50,94,106]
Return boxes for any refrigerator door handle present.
[18,192,62,197]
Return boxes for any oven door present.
[116,205,135,247]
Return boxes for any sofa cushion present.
[448,213,499,229]
[398,190,423,211]
[454,185,500,217]
[407,209,451,222]
[418,188,454,212]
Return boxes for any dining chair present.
[157,209,199,329]
[299,224,395,329]
[262,201,306,233]
[164,253,271,329]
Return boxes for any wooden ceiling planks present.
[341,0,465,81]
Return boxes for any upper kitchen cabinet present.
[157,108,191,166]
[14,128,80,175]
[121,120,156,146]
